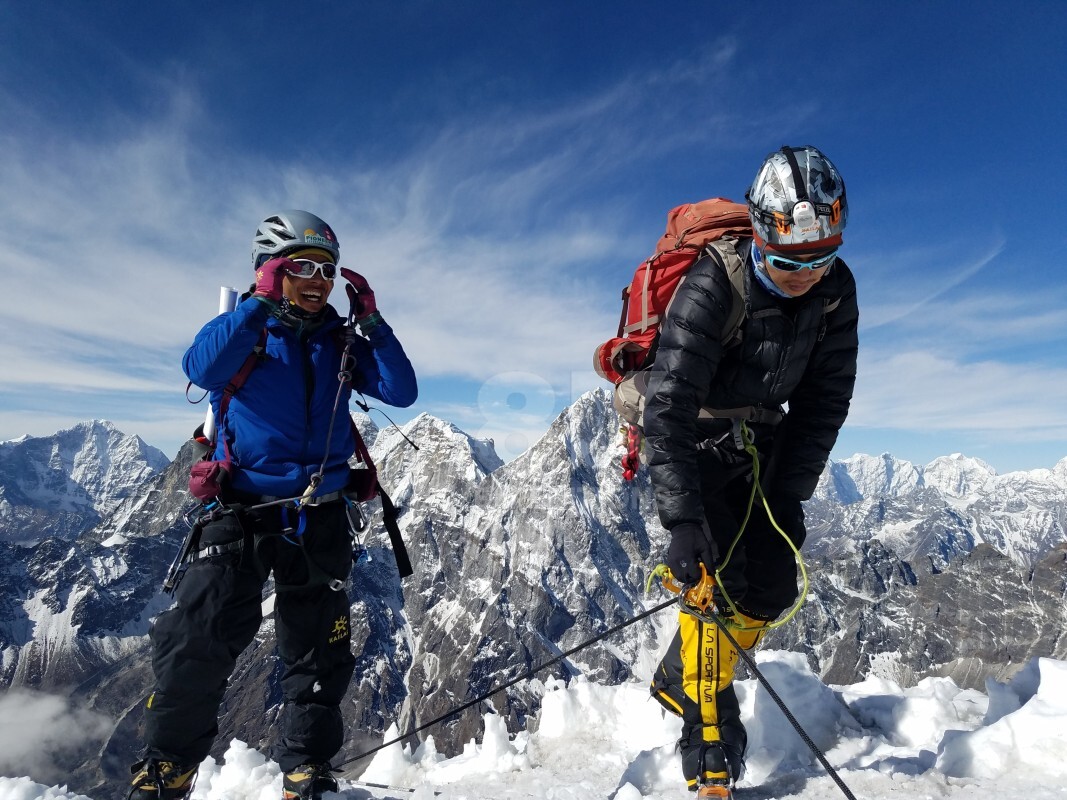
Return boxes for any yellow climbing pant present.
[651,608,771,787]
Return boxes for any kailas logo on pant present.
[329,616,349,644]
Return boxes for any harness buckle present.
[730,419,746,451]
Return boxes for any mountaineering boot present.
[128,759,198,800]
[282,763,339,800]
[694,743,734,799]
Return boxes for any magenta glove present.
[253,257,298,303]
[340,267,378,320]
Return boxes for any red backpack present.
[593,198,751,385]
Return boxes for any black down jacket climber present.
[643,238,859,530]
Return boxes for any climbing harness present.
[164,491,370,596]
[716,421,809,630]
[645,419,810,632]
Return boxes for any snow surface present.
[2,652,1066,799]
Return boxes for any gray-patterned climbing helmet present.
[747,146,848,249]
[251,210,340,268]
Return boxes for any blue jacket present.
[183,297,417,497]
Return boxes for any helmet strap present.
[779,145,809,203]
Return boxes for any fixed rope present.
[336,595,679,775]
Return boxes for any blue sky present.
[1,1,1065,473]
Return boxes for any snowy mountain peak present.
[373,412,503,485]
[822,452,922,502]
[352,412,381,447]
[1053,457,1067,482]
[819,451,1038,504]
[809,447,1066,568]
[0,407,1064,796]
[0,421,170,544]
[922,453,996,498]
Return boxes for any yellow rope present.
[713,420,808,631]
[645,422,809,630]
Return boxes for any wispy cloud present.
[0,63,663,451]
[1,41,759,407]
[851,348,1067,440]
[2,34,1060,473]
[857,238,1007,329]
[856,236,1066,360]
[847,233,1067,454]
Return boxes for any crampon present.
[696,781,733,798]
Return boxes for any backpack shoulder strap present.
[705,239,747,348]
[218,328,268,421]
[706,241,844,346]
[817,297,842,341]
[377,485,412,578]
[346,416,413,578]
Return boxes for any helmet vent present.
[252,210,339,268]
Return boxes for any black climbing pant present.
[143,500,356,771]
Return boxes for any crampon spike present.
[696,783,733,799]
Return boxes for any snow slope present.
[2,652,1064,800]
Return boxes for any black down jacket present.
[643,238,858,530]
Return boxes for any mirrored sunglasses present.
[764,248,838,273]
[290,259,337,280]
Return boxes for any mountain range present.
[0,394,1063,793]
[0,421,168,545]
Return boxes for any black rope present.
[694,605,859,800]
[337,595,678,774]
[337,589,857,800]
[355,393,420,452]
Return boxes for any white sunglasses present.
[290,259,337,280]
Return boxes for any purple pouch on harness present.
[189,457,231,502]
[346,465,378,503]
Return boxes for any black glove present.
[667,522,718,584]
